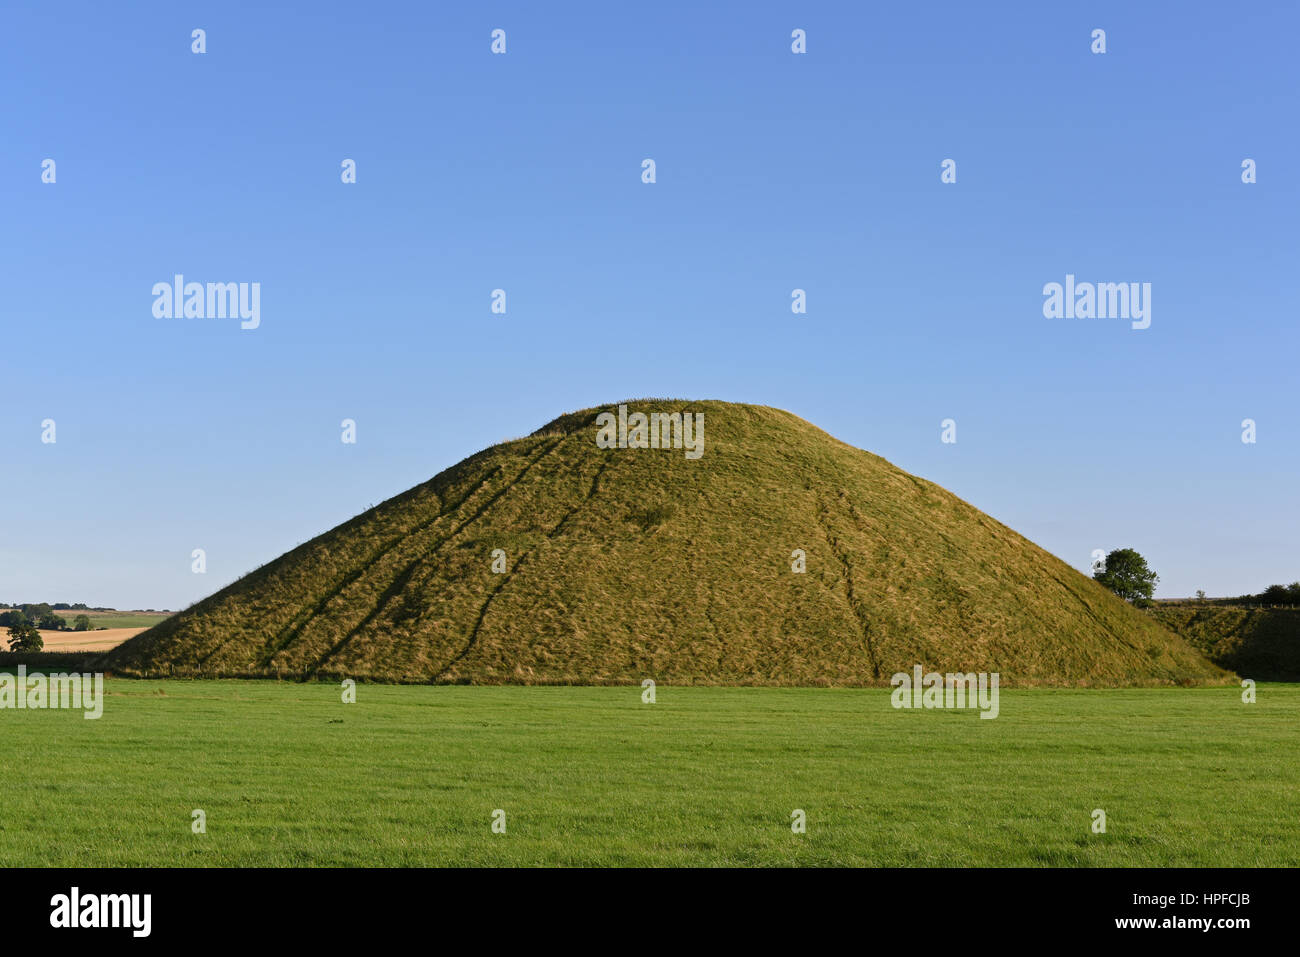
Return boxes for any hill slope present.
[1149,605,1300,681]
[106,400,1227,686]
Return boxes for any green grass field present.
[2,609,172,630]
[76,611,172,630]
[2,681,1296,866]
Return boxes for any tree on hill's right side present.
[1094,548,1159,607]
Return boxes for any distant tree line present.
[0,603,95,633]
[1178,584,1300,606]
[0,603,171,613]
[1230,583,1300,606]
[1,602,116,613]
[1,604,97,652]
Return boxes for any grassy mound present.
[105,400,1227,686]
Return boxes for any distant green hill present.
[1148,605,1300,681]
[106,400,1228,686]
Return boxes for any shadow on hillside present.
[1150,606,1300,682]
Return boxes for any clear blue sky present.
[2,1,1296,609]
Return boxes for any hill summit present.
[107,400,1227,686]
